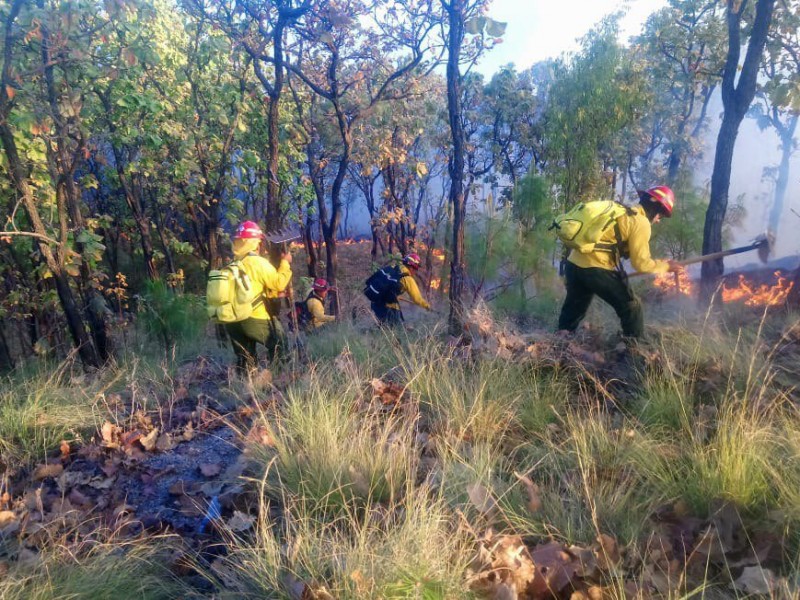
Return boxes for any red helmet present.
[638,186,675,217]
[403,253,422,269]
[312,278,329,292]
[234,220,264,239]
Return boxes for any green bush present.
[137,281,205,351]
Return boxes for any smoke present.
[694,93,800,270]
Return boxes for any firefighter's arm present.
[255,257,292,293]
[307,297,335,325]
[401,275,431,310]
[628,219,669,275]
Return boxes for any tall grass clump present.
[636,400,794,518]
[506,411,665,545]
[0,540,188,600]
[0,362,112,470]
[633,370,697,433]
[248,367,417,511]
[402,341,529,445]
[218,486,472,599]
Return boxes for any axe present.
[630,233,773,277]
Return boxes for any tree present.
[440,0,503,334]
[543,17,649,209]
[287,0,439,315]
[0,0,102,367]
[751,0,800,240]
[700,0,776,302]
[633,0,726,184]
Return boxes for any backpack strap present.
[593,203,636,265]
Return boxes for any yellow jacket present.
[232,238,292,319]
[567,204,669,275]
[387,264,431,310]
[306,295,335,328]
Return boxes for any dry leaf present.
[200,463,222,478]
[156,433,176,452]
[0,510,18,534]
[226,510,255,532]
[594,534,621,570]
[59,440,71,458]
[528,541,580,597]
[101,421,119,447]
[33,463,63,480]
[513,471,542,514]
[140,428,159,452]
[734,566,780,595]
[467,482,497,516]
[182,421,196,441]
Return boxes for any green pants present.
[225,317,287,373]
[558,262,644,338]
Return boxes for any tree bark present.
[444,0,467,335]
[768,113,797,235]
[701,0,776,303]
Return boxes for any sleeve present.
[307,297,335,326]
[627,217,669,275]
[254,257,292,294]
[400,275,431,310]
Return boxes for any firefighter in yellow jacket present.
[225,221,292,372]
[368,253,431,325]
[558,186,679,338]
[305,278,336,330]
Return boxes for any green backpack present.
[549,200,634,256]
[206,259,263,323]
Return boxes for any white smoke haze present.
[696,93,800,270]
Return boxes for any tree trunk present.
[445,0,467,335]
[701,0,776,303]
[768,114,797,235]
[304,209,318,278]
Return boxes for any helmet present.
[403,253,422,269]
[312,278,329,292]
[638,186,675,218]
[234,220,264,239]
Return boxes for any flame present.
[429,278,441,290]
[653,268,694,296]
[721,271,794,307]
[431,248,445,261]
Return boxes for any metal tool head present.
[263,226,301,244]
[755,232,775,264]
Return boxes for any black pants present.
[558,262,644,338]
[225,317,286,373]
[371,302,403,326]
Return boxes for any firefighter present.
[557,186,679,338]
[302,278,336,330]
[366,253,431,326]
[225,221,292,372]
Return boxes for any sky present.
[475,0,669,77]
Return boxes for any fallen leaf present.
[528,541,580,597]
[156,433,177,452]
[594,534,621,570]
[87,476,115,490]
[0,510,18,534]
[734,566,780,595]
[59,440,71,458]
[101,421,120,447]
[513,471,541,514]
[182,421,195,441]
[33,463,63,480]
[169,481,188,496]
[226,510,255,532]
[467,482,497,517]
[200,463,222,477]
[140,428,159,452]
